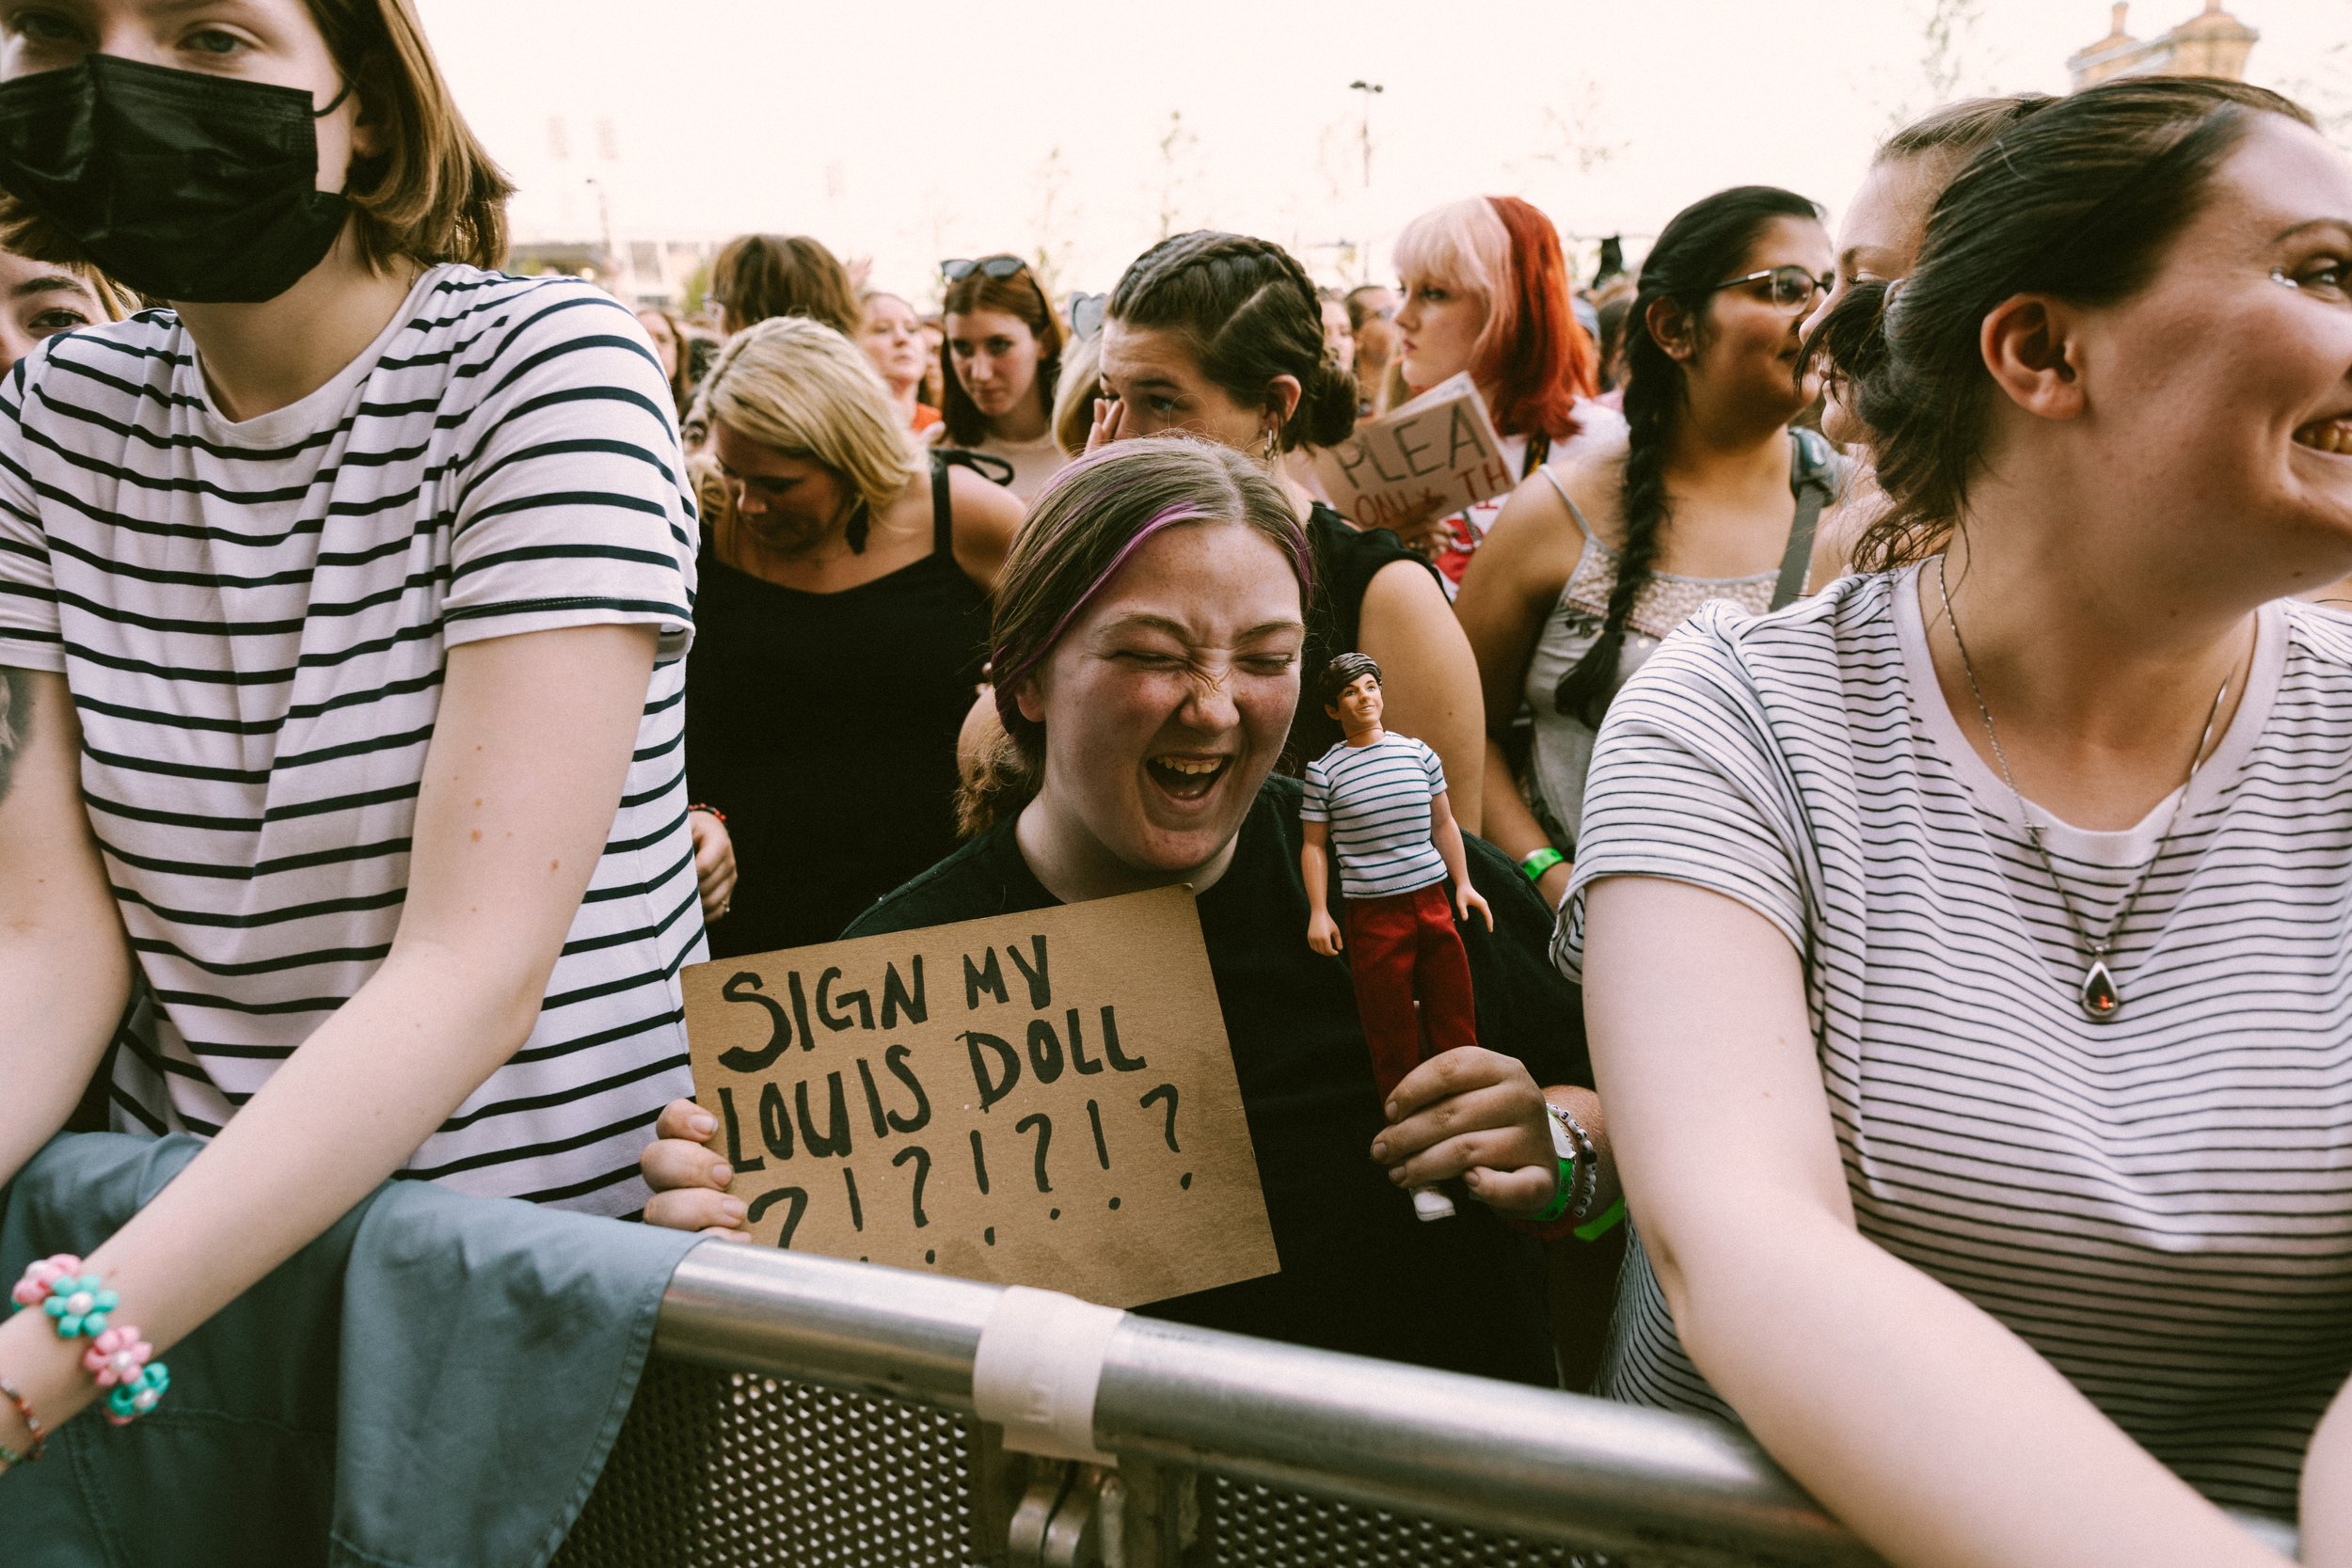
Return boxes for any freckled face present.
[1017,522,1304,880]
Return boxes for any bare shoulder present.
[946,467,1024,588]
[947,465,1025,532]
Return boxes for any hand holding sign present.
[680,886,1279,1309]
[1308,373,1516,538]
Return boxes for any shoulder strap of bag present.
[1771,428,1841,611]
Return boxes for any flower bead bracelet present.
[10,1257,170,1428]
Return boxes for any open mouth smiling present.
[1145,753,1232,802]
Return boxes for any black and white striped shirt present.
[1557,568,2352,1516]
[0,265,703,1215]
[1301,733,1448,898]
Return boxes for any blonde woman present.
[0,0,703,1464]
[685,317,1023,958]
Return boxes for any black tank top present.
[685,459,989,958]
[1284,502,1439,768]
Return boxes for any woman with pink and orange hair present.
[1386,196,1622,593]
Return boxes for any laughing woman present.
[1567,81,2352,1563]
[644,439,1618,1384]
[0,0,700,1464]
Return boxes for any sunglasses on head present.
[1068,292,1108,341]
[1711,264,1834,312]
[942,254,1032,283]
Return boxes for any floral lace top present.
[1519,486,1778,848]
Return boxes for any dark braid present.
[1108,231,1359,451]
[1552,186,1822,725]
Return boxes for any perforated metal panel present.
[554,1359,984,1568]
[559,1358,1670,1567]
[1205,1476,1616,1568]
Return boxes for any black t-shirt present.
[844,774,1589,1385]
[1285,504,1439,769]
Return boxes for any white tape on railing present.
[971,1287,1124,1466]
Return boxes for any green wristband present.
[1518,847,1565,885]
[1573,1196,1628,1243]
[1531,1154,1577,1224]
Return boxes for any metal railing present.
[556,1242,2303,1568]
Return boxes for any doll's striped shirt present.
[1556,570,2352,1518]
[1301,733,1449,898]
[0,265,703,1216]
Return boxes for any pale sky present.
[412,0,2352,302]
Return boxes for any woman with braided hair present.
[1454,188,1836,911]
[1086,229,1489,826]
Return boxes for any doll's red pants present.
[1343,882,1480,1101]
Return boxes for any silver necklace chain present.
[1933,558,2232,1022]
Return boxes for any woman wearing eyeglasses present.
[939,254,1069,502]
[1454,187,1836,912]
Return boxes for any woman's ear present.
[1979,293,2087,421]
[1265,373,1303,426]
[345,57,393,163]
[1013,672,1048,726]
[1645,295,1697,363]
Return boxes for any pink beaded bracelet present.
[10,1256,170,1428]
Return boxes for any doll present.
[1300,653,1493,1221]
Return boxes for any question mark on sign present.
[1140,1084,1180,1153]
[748,1186,809,1248]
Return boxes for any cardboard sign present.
[1310,372,1516,535]
[683,886,1279,1309]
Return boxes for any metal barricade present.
[553,1243,2302,1568]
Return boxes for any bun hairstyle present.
[709,233,863,340]
[958,437,1312,836]
[1552,185,1821,725]
[940,261,1065,449]
[1800,95,2056,460]
[1849,78,2315,572]
[1106,231,1359,451]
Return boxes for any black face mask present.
[0,55,353,305]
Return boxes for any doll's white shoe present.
[1410,1186,1456,1222]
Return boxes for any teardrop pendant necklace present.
[1935,559,2232,1022]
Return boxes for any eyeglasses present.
[1068,291,1108,341]
[1711,265,1834,312]
[942,254,1032,283]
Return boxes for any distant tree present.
[1027,146,1080,298]
[1154,110,1204,242]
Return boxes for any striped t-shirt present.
[0,265,704,1216]
[1555,568,2352,1516]
[1301,733,1448,898]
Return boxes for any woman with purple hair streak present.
[641,437,1618,1384]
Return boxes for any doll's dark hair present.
[1315,652,1382,711]
[1108,231,1359,452]
[1552,186,1821,725]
